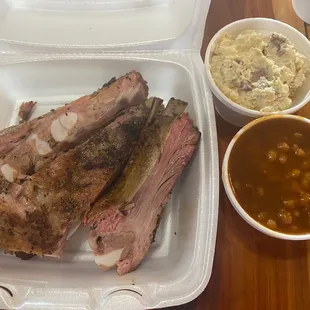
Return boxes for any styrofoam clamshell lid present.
[0,0,210,52]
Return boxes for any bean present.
[285,213,293,224]
[301,161,310,170]
[295,148,306,157]
[294,211,300,217]
[283,200,295,208]
[292,144,299,152]
[288,169,301,179]
[267,149,278,162]
[292,144,306,157]
[258,212,267,221]
[267,219,277,229]
[277,142,290,152]
[300,190,310,199]
[278,210,293,224]
[279,154,287,164]
[302,192,310,199]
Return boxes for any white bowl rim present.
[205,17,310,117]
[222,114,310,240]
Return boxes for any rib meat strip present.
[0,101,155,257]
[86,98,201,275]
[0,71,148,193]
[85,98,185,226]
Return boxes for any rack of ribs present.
[86,98,201,275]
[0,99,159,257]
[0,71,148,194]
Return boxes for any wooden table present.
[167,1,310,309]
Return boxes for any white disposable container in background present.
[293,0,310,24]
[0,1,219,309]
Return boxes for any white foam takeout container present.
[0,1,219,309]
[204,18,310,127]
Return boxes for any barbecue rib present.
[0,101,156,257]
[18,101,37,123]
[86,98,201,275]
[0,71,148,193]
[0,122,34,157]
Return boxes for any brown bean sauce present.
[229,118,310,234]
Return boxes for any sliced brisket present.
[86,98,201,275]
[0,101,154,256]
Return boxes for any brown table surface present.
[166,0,310,309]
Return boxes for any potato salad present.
[210,30,309,112]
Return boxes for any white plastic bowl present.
[205,18,310,127]
[293,0,310,24]
[222,114,310,240]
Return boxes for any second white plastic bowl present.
[222,114,310,240]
